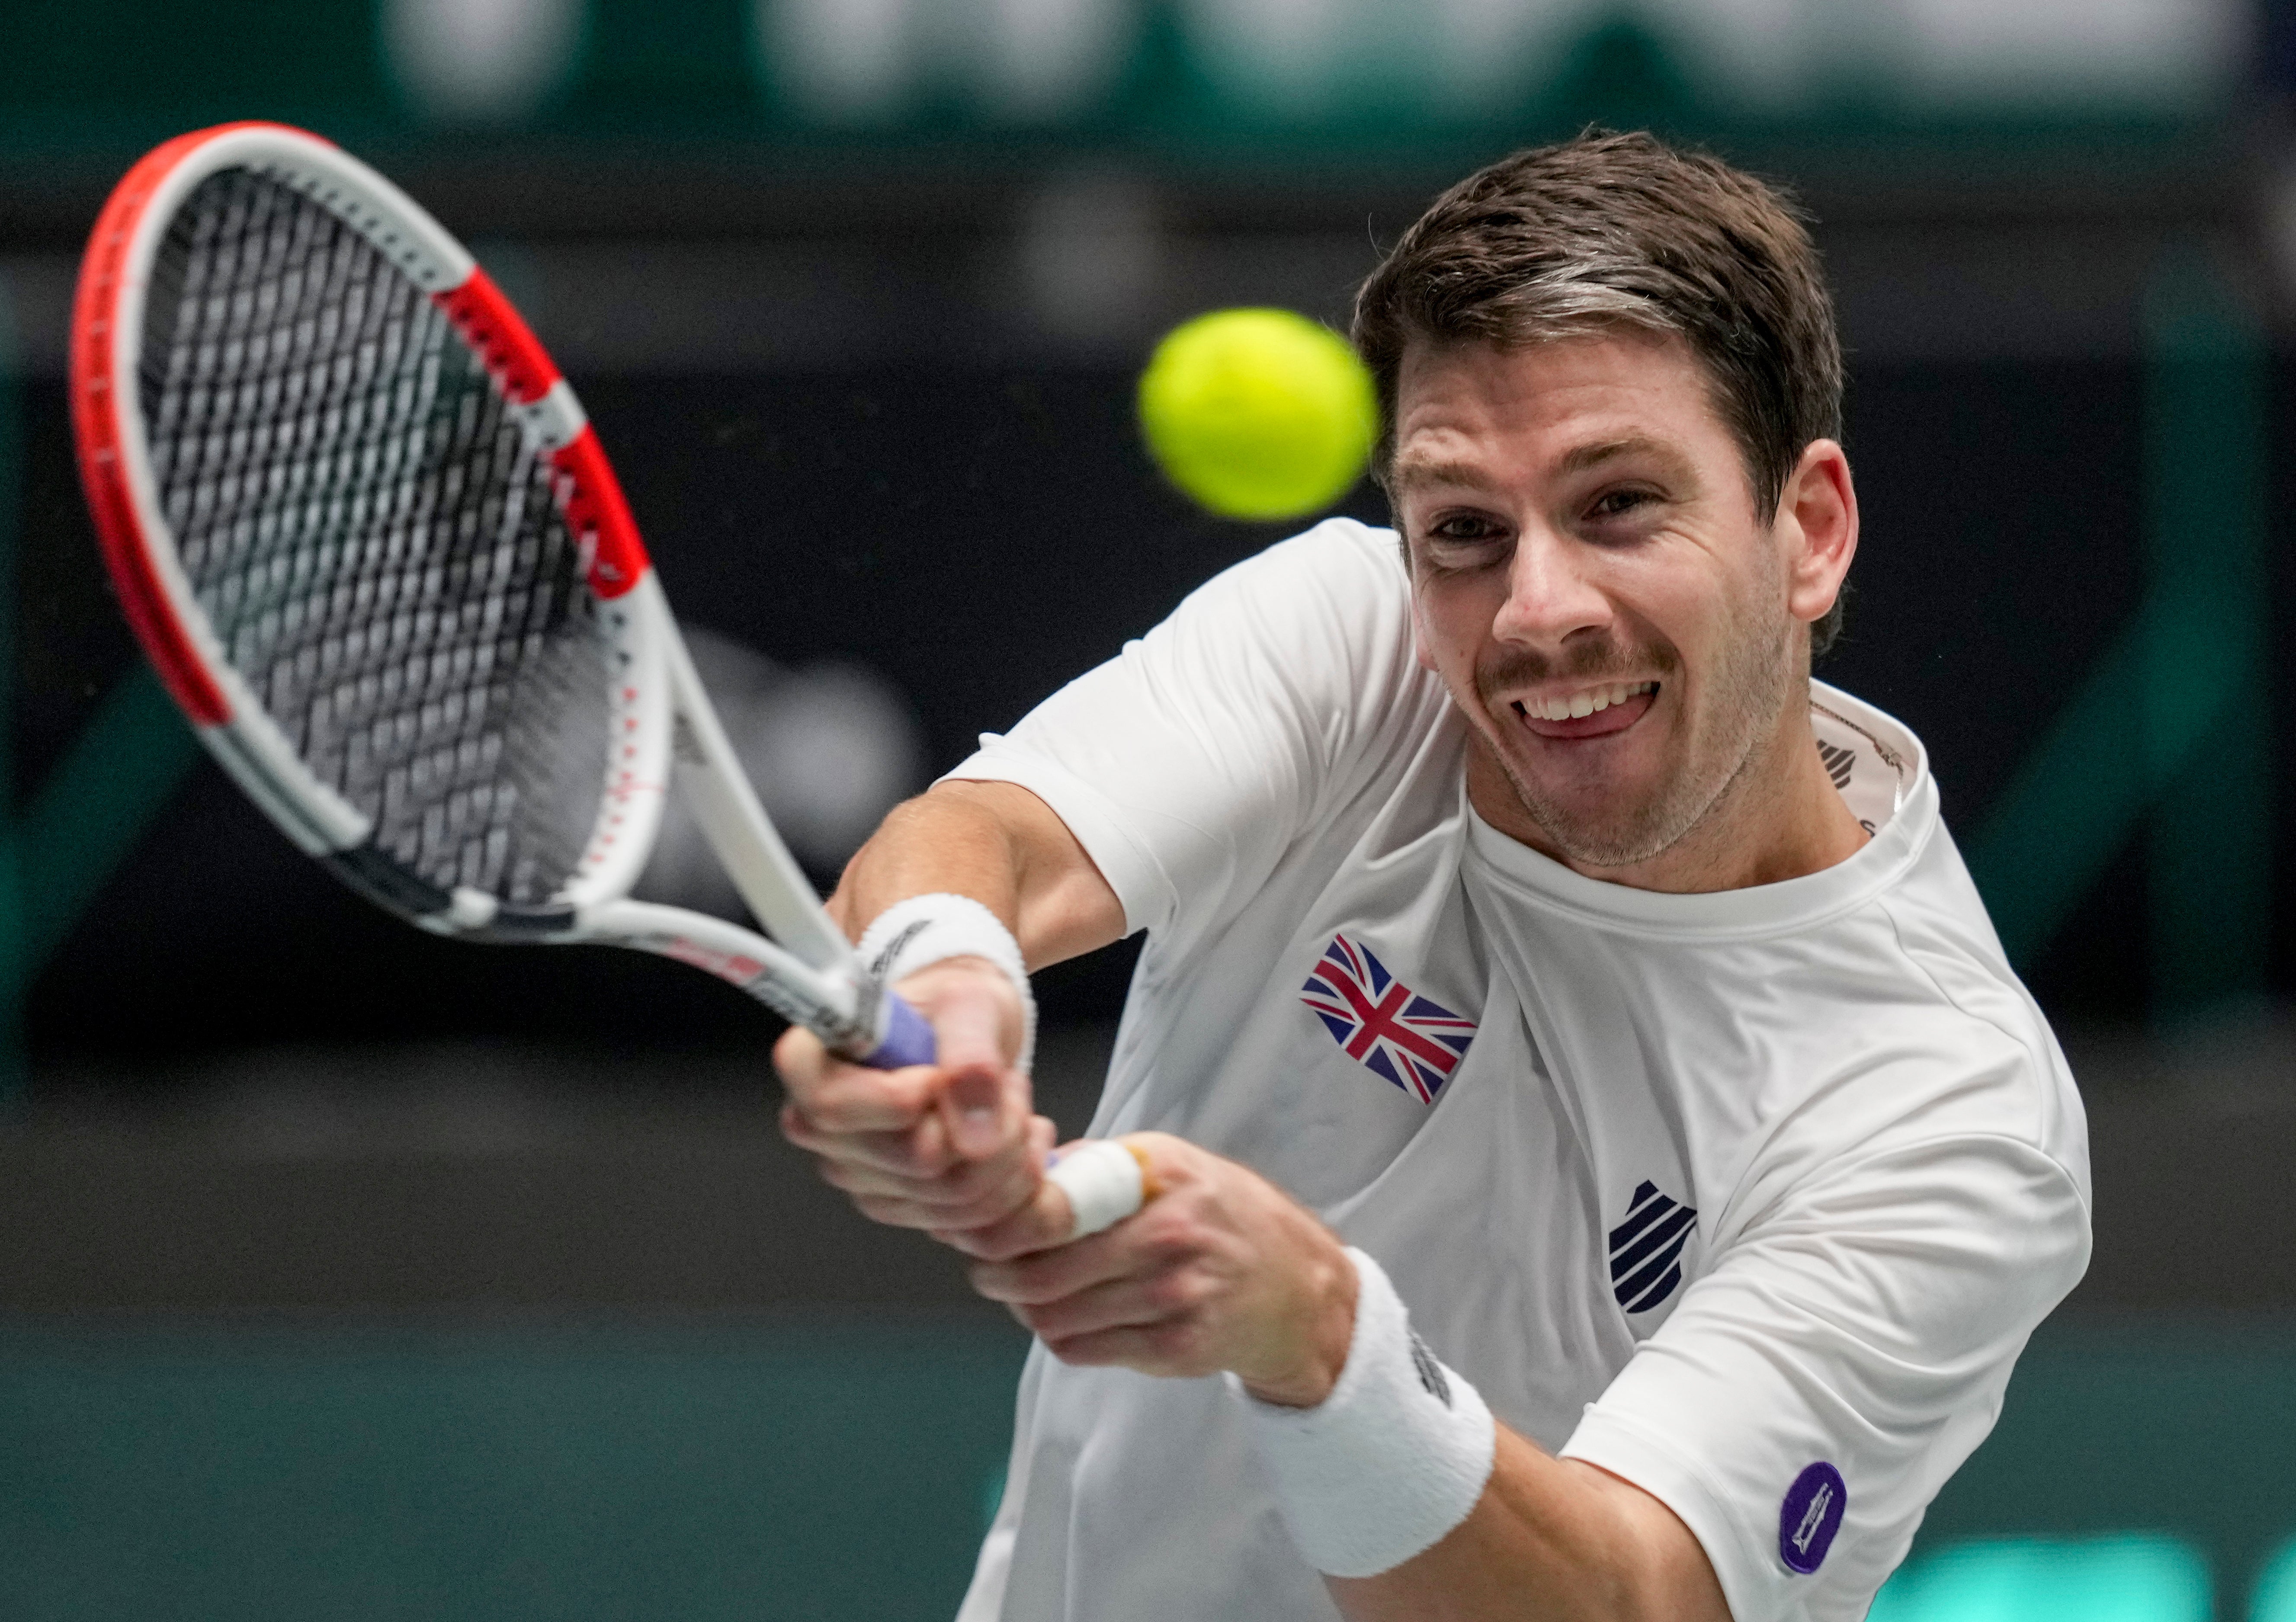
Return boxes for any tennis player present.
[775,131,2090,1622]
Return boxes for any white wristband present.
[856,892,1036,1072]
[1231,1248,1496,1579]
[1045,1139,1151,1239]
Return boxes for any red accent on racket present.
[555,428,650,599]
[435,267,559,406]
[67,124,263,728]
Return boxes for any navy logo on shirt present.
[1778,1462,1847,1574]
[1299,933,1476,1103]
[1608,1180,1696,1313]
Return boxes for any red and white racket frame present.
[71,122,914,1059]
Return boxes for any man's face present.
[1393,330,1809,871]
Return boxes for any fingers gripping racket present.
[71,122,933,1070]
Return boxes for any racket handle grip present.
[855,991,937,1069]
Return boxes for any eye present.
[1424,511,1505,544]
[1586,487,1656,521]
[1409,510,1507,574]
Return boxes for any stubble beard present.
[1473,603,1796,871]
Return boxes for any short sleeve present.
[943,518,1436,948]
[1559,1134,2091,1622]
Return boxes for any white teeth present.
[1519,681,1655,723]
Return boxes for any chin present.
[1533,811,1680,870]
[1491,750,1700,869]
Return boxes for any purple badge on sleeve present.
[1778,1462,1846,1574]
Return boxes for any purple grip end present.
[859,993,936,1070]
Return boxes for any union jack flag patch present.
[1299,933,1476,1103]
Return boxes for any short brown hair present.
[1353,130,1847,653]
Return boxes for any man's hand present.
[776,957,1047,1235]
[962,1133,1359,1407]
[968,1133,1730,1622]
[776,779,1127,1241]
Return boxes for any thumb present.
[913,964,1025,1159]
[942,1066,1008,1159]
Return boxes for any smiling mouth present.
[1509,680,1658,740]
[1516,680,1656,722]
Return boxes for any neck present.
[1466,687,1870,894]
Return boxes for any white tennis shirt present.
[949,518,2090,1622]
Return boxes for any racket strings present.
[141,168,612,905]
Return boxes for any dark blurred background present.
[1,1,2293,1617]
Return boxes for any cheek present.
[1411,593,1440,672]
[1612,544,1752,668]
[1703,541,1791,650]
[1410,579,1487,677]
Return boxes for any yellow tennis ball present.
[1137,308,1378,522]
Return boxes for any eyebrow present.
[1555,434,1675,476]
[1386,457,1500,495]
[1389,434,1692,497]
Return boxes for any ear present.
[1776,439,1857,629]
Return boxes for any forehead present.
[1390,330,1735,486]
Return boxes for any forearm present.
[1328,1434,1729,1622]
[829,780,1124,970]
[831,786,1025,937]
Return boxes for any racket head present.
[73,122,670,935]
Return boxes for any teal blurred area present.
[0,1318,1029,1620]
[0,0,2248,163]
[3,1311,2294,1620]
[1883,1321,2296,1622]
[1872,1534,2216,1622]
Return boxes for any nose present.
[1491,523,1612,651]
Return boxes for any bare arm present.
[825,778,1126,970]
[1328,1441,1728,1622]
[775,779,1126,1237]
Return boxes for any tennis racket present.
[70,121,933,1070]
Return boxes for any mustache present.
[1475,641,1674,705]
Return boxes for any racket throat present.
[587,898,879,1055]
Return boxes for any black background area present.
[19,352,2284,1064]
